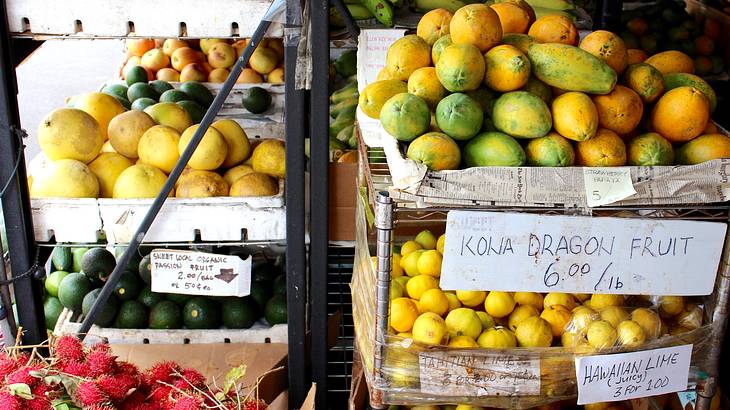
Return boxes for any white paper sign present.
[575,345,692,405]
[584,168,637,207]
[150,250,251,297]
[356,29,406,91]
[419,351,540,396]
[440,211,726,295]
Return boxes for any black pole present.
[79,13,280,337]
[331,0,360,39]
[284,0,309,406]
[310,0,330,407]
[0,0,45,345]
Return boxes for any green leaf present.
[223,364,247,395]
[8,383,33,400]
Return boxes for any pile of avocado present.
[101,66,214,123]
[43,246,287,331]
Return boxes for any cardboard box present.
[329,162,358,242]
[111,342,288,405]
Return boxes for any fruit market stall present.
[349,1,730,409]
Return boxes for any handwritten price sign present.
[439,211,726,295]
[576,345,692,404]
[150,250,251,297]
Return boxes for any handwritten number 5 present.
[592,190,601,201]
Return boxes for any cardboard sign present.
[575,345,692,405]
[439,211,726,295]
[584,168,636,207]
[419,351,540,396]
[150,250,251,297]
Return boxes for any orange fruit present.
[644,50,694,75]
[626,49,647,65]
[490,2,531,34]
[417,8,453,46]
[650,86,710,143]
[676,134,730,165]
[694,36,715,56]
[592,85,643,136]
[126,38,156,57]
[527,15,578,45]
[575,128,627,167]
[450,4,502,52]
[579,30,628,74]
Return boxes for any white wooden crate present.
[53,308,288,344]
[7,0,284,38]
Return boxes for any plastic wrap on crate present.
[351,198,719,408]
[54,308,288,344]
[356,123,730,208]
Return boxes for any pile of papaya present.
[360,1,728,170]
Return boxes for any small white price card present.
[575,344,692,405]
[439,211,726,295]
[583,167,636,207]
[150,249,251,297]
[419,351,540,396]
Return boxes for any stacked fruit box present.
[352,2,730,408]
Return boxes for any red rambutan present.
[54,336,85,363]
[97,373,137,401]
[88,343,111,355]
[180,369,206,387]
[116,361,140,377]
[6,365,40,387]
[0,354,19,379]
[149,385,172,403]
[87,350,118,377]
[117,391,145,409]
[62,360,91,378]
[0,391,21,410]
[75,380,107,406]
[171,395,204,410]
[146,361,180,385]
[26,396,51,410]
[242,399,268,410]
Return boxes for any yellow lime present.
[416,249,442,277]
[573,293,591,302]
[414,299,425,314]
[586,320,617,349]
[659,295,684,318]
[419,288,450,316]
[570,305,597,332]
[590,294,625,310]
[400,240,423,256]
[393,276,411,291]
[476,311,495,330]
[390,297,420,333]
[406,275,439,300]
[630,308,662,340]
[507,304,540,332]
[436,234,446,254]
[617,320,646,347]
[484,291,516,318]
[392,254,404,278]
[445,307,482,339]
[599,306,629,328]
[543,292,577,310]
[415,229,437,250]
[455,404,483,410]
[477,327,517,348]
[448,335,479,348]
[412,312,448,346]
[401,250,425,277]
[456,290,486,307]
[676,304,702,330]
[561,331,585,349]
[540,305,572,337]
[515,316,553,347]
[514,292,543,311]
[445,292,462,311]
[390,281,404,300]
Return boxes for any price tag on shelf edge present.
[150,249,251,297]
[575,344,692,405]
[439,211,726,295]
[583,167,637,207]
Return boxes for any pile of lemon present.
[383,230,703,350]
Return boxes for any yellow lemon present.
[436,234,446,254]
[401,240,423,256]
[415,229,438,250]
[390,297,420,333]
[630,308,662,340]
[543,292,576,310]
[515,316,553,347]
[445,307,483,339]
[38,108,104,164]
[514,292,544,311]
[590,294,625,310]
[476,311,495,330]
[390,281,404,300]
[30,158,99,198]
[392,254,404,277]
[570,305,597,332]
[73,92,126,140]
[561,331,585,348]
[414,299,425,314]
[448,335,479,348]
[211,119,252,168]
[138,125,181,174]
[617,320,646,347]
[419,288,450,316]
[586,320,617,349]
[477,327,517,348]
[540,305,572,337]
[412,312,448,346]
[406,275,439,300]
[113,164,169,199]
[87,152,134,198]
[659,296,684,318]
[599,306,629,328]
[445,292,462,311]
[401,250,425,277]
[107,109,156,159]
[179,124,228,170]
[484,291,516,318]
[223,164,254,186]
[251,139,285,179]
[144,102,193,134]
[393,276,410,291]
[456,290,486,307]
[508,304,539,332]
[417,249,442,277]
